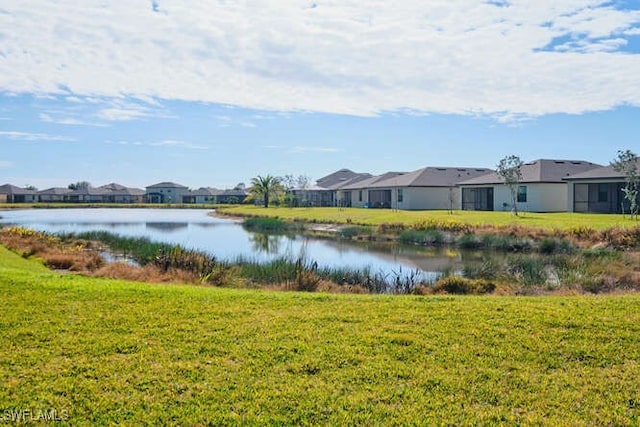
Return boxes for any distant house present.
[458,159,601,213]
[306,169,372,207]
[66,186,110,203]
[145,182,190,204]
[216,188,248,204]
[37,187,72,202]
[0,184,38,203]
[334,167,492,210]
[99,183,145,203]
[339,172,407,208]
[186,187,222,204]
[565,160,640,213]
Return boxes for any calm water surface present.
[0,208,466,278]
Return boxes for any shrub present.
[432,276,496,295]
[506,255,547,287]
[340,226,372,239]
[399,229,444,245]
[458,233,483,249]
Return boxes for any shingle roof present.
[458,159,601,185]
[37,187,72,195]
[0,184,37,195]
[371,166,493,188]
[190,187,223,196]
[146,182,189,189]
[99,183,145,195]
[341,172,407,190]
[316,169,372,190]
[563,159,640,181]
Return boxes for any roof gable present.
[459,159,601,185]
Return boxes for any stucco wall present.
[401,187,460,210]
[490,183,568,212]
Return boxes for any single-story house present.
[145,182,190,204]
[66,186,111,203]
[458,159,601,213]
[0,184,38,203]
[99,183,146,203]
[564,160,640,213]
[362,166,494,210]
[37,187,72,202]
[339,172,407,208]
[216,188,248,204]
[185,187,222,204]
[305,169,372,207]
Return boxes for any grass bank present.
[216,205,636,232]
[0,246,639,425]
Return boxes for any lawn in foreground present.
[1,246,639,425]
[217,205,636,231]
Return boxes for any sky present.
[1,1,640,190]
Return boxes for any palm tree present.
[250,175,283,208]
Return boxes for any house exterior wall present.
[0,194,6,203]
[146,187,190,204]
[39,195,63,202]
[402,187,460,210]
[462,183,569,212]
[569,179,626,213]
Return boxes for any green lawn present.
[1,246,639,425]
[216,205,638,231]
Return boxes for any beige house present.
[145,182,190,204]
[0,184,38,203]
[337,167,493,210]
[459,159,601,213]
[37,187,72,202]
[564,160,640,213]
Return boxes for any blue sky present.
[1,1,640,190]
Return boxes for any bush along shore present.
[1,224,640,295]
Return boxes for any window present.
[598,184,608,203]
[397,188,403,203]
[517,186,527,203]
[358,190,362,202]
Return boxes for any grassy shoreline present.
[215,205,638,232]
[1,246,639,424]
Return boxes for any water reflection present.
[249,232,287,254]
[145,222,189,232]
[0,208,469,277]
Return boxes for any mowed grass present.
[1,246,639,425]
[217,205,637,231]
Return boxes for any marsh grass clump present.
[242,217,303,232]
[340,226,373,239]
[539,237,575,255]
[506,255,548,288]
[432,275,496,295]
[462,258,500,280]
[399,229,444,246]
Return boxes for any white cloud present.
[0,160,13,168]
[0,1,639,119]
[290,146,341,154]
[109,139,208,150]
[0,131,75,142]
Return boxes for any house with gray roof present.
[458,159,601,212]
[99,183,146,203]
[338,167,493,209]
[37,187,72,202]
[145,182,190,204]
[339,172,407,208]
[184,187,223,204]
[304,169,372,207]
[0,184,38,203]
[564,159,640,213]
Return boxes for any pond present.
[0,208,469,280]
